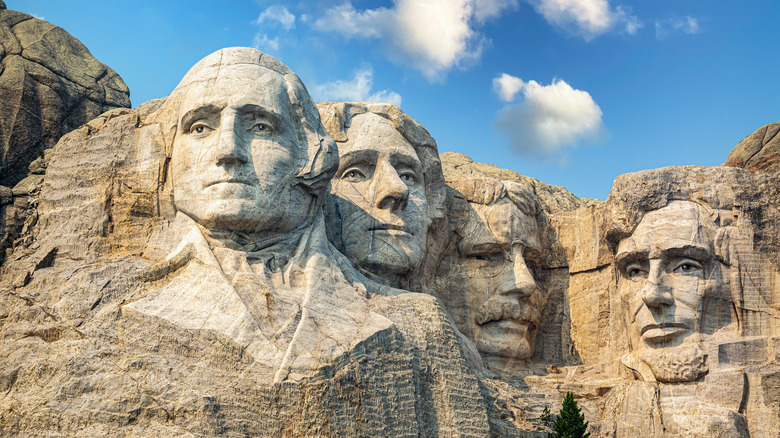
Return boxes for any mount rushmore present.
[1,6,779,437]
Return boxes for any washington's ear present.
[294,135,339,196]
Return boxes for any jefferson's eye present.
[250,122,274,135]
[470,252,505,263]
[342,169,366,181]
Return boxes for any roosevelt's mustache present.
[475,295,541,327]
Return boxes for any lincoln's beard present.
[625,343,708,383]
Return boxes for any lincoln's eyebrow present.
[660,245,713,262]
[615,250,647,269]
[389,150,423,174]
[180,104,221,131]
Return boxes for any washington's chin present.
[475,320,536,360]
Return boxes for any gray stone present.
[0,6,130,188]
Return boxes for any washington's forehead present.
[179,67,288,112]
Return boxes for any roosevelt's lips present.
[369,224,413,235]
[640,322,688,336]
[478,318,536,333]
[205,179,252,188]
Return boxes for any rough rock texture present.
[725,121,780,172]
[440,152,585,214]
[1,37,779,436]
[0,5,130,188]
[0,48,492,437]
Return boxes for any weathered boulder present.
[0,5,130,188]
[725,121,780,173]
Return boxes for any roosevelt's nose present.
[496,249,538,298]
[641,262,674,308]
[374,160,409,211]
[215,113,248,165]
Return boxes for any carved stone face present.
[449,199,543,361]
[171,66,313,234]
[329,113,428,283]
[616,201,719,352]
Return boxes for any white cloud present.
[529,0,641,40]
[313,0,517,81]
[312,67,402,107]
[254,5,296,31]
[655,16,700,39]
[494,77,605,160]
[252,34,280,52]
[493,73,525,102]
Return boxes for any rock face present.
[1,41,779,437]
[0,5,130,188]
[725,121,780,172]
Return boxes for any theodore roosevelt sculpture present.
[433,176,548,370]
[124,48,392,382]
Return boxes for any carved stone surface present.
[1,37,779,436]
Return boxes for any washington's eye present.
[342,168,366,181]
[470,251,504,263]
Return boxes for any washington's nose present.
[215,114,247,165]
[497,250,538,298]
[641,263,674,308]
[375,161,409,211]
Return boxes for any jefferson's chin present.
[476,320,536,360]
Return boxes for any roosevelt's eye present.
[469,251,505,263]
[671,258,703,276]
[342,168,366,181]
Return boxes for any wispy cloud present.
[312,66,402,107]
[313,0,518,82]
[655,16,700,40]
[251,5,296,53]
[528,0,641,40]
[253,5,296,30]
[252,34,280,52]
[493,74,605,160]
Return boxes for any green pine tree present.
[553,392,590,438]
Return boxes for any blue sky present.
[16,0,780,199]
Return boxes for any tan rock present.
[724,121,780,172]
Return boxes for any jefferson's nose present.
[497,249,538,298]
[215,113,247,165]
[641,262,674,308]
[374,160,409,212]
